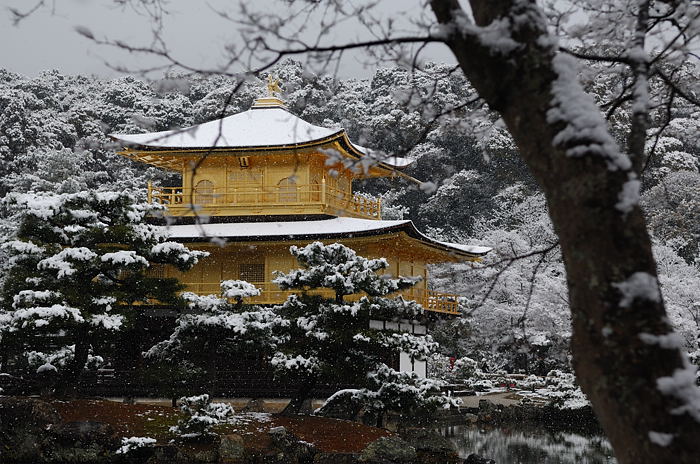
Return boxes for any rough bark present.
[429,0,700,462]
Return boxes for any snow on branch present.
[101,250,149,267]
[270,353,320,374]
[613,271,661,308]
[150,241,209,268]
[547,54,632,172]
[10,304,85,328]
[37,247,98,278]
[448,8,520,55]
[221,280,261,300]
[274,241,416,298]
[25,345,104,373]
[657,360,700,423]
[547,52,644,217]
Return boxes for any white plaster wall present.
[413,358,427,378]
[399,351,412,373]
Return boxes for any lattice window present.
[150,263,166,278]
[194,180,214,205]
[277,177,298,203]
[239,263,265,283]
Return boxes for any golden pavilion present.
[110,80,490,375]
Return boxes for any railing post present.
[147,180,152,203]
[321,178,326,210]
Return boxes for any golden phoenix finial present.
[266,75,282,97]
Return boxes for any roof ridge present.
[250,96,288,109]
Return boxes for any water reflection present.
[442,425,616,464]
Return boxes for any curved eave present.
[113,131,346,172]
[335,132,415,172]
[114,129,415,177]
[399,221,491,260]
[110,129,344,153]
[168,220,490,261]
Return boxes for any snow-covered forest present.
[0,58,698,377]
[3,0,700,460]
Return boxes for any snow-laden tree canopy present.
[274,241,419,301]
[272,241,452,416]
[0,191,207,390]
[146,280,286,379]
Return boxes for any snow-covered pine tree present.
[271,241,452,417]
[0,191,207,396]
[146,280,285,395]
[169,394,235,439]
[317,363,458,426]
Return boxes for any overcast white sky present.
[0,0,457,79]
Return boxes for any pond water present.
[442,425,617,464]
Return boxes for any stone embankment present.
[0,397,495,463]
[453,394,601,434]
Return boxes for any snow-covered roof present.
[439,241,493,255]
[352,145,413,168]
[112,106,339,150]
[167,217,404,239]
[110,100,413,170]
[164,217,491,259]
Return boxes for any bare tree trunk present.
[430,1,700,462]
[627,0,651,173]
[58,335,90,398]
[281,379,316,416]
[125,307,146,404]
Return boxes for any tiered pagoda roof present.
[110,81,491,263]
[166,217,491,261]
[111,98,412,174]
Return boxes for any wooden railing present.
[421,289,462,314]
[324,186,381,219]
[181,281,460,315]
[147,181,381,219]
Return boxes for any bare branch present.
[655,68,700,107]
[464,241,560,317]
[7,0,46,26]
[642,89,675,174]
[560,47,632,65]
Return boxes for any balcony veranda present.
[181,282,461,315]
[147,181,381,219]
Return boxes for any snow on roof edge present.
[438,241,493,255]
[110,107,413,170]
[109,106,340,149]
[401,222,492,256]
[350,143,414,169]
[164,217,491,258]
[165,217,409,239]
